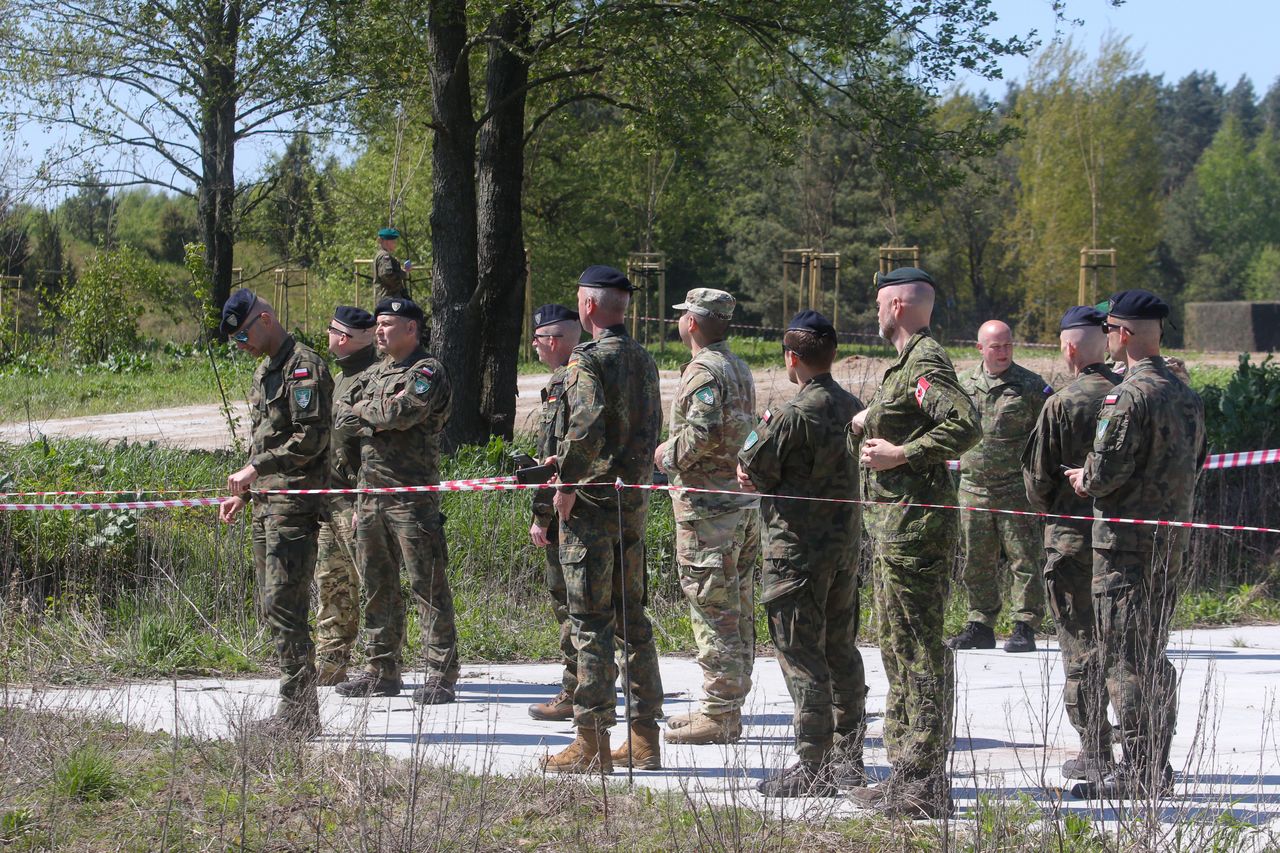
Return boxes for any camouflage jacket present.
[738,374,862,598]
[557,324,662,514]
[532,365,570,527]
[248,335,332,492]
[1021,363,1119,555]
[1082,356,1207,554]
[344,346,451,495]
[958,362,1052,503]
[328,344,379,489]
[662,340,759,521]
[858,331,981,542]
[373,248,409,302]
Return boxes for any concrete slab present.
[6,626,1280,839]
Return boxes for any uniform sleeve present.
[358,362,450,432]
[737,411,792,494]
[1082,391,1140,498]
[556,353,606,485]
[901,360,982,471]
[250,362,332,476]
[1021,400,1059,512]
[663,368,722,474]
[531,374,563,525]
[375,254,406,296]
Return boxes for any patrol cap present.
[332,305,375,333]
[1106,289,1170,321]
[787,309,836,338]
[577,265,637,291]
[220,289,260,336]
[375,296,424,324]
[673,288,735,320]
[1060,305,1107,330]
[377,227,400,240]
[532,304,579,329]
[875,266,935,289]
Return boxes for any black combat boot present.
[945,621,995,650]
[1003,621,1037,653]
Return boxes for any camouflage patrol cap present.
[875,266,935,289]
[672,288,736,320]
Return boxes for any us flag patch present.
[1104,393,1119,405]
[292,367,311,379]
[914,376,931,406]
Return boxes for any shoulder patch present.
[1103,393,1119,405]
[914,376,932,406]
[1096,417,1110,439]
[694,386,716,405]
[294,387,313,408]
[413,378,431,395]
[293,367,311,379]
[418,365,434,378]
[762,408,772,423]
[743,430,759,451]
[1043,384,1053,395]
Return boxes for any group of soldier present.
[216,232,1206,820]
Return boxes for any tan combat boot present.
[663,710,741,745]
[540,726,613,775]
[528,688,574,721]
[611,720,662,769]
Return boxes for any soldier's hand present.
[1065,467,1088,498]
[652,443,668,472]
[219,496,246,523]
[403,260,413,271]
[227,463,259,496]
[849,408,868,437]
[553,485,576,522]
[736,463,757,493]
[860,438,907,471]
[530,522,550,547]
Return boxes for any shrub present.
[56,246,167,362]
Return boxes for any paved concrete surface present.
[6,625,1280,840]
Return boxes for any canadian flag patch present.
[1104,393,1119,405]
[292,367,310,379]
[914,376,931,406]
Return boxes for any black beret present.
[220,289,260,336]
[333,305,375,330]
[787,309,836,338]
[1107,289,1169,321]
[1060,305,1107,330]
[875,267,935,289]
[577,265,636,291]
[374,296,424,324]
[532,304,579,329]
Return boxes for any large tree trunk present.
[426,0,480,449]
[474,4,532,441]
[200,0,241,339]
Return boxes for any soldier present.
[655,288,760,746]
[948,320,1051,653]
[848,267,980,819]
[1067,290,1206,799]
[217,290,333,736]
[737,310,865,798]
[334,297,458,705]
[526,304,583,722]
[1022,306,1120,782]
[372,227,412,303]
[540,265,664,775]
[314,306,379,686]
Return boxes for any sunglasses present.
[231,311,263,344]
[1101,321,1133,335]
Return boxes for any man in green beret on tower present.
[373,228,412,304]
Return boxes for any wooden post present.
[520,248,533,362]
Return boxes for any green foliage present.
[56,246,167,362]
[1244,244,1280,300]
[1196,354,1280,452]
[52,745,123,802]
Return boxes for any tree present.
[61,174,116,247]
[0,0,351,335]
[1157,71,1223,195]
[242,134,335,268]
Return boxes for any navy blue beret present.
[220,289,260,335]
[577,265,636,291]
[374,296,424,323]
[377,227,400,240]
[532,304,579,329]
[875,267,935,289]
[333,305,375,330]
[1060,305,1107,330]
[1107,289,1169,321]
[787,309,836,337]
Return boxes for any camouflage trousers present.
[251,495,322,710]
[765,561,865,766]
[1044,547,1112,761]
[675,508,760,715]
[315,496,360,676]
[355,496,458,685]
[542,518,578,694]
[871,522,955,783]
[1094,546,1183,772]
[959,492,1045,628]
[559,501,663,731]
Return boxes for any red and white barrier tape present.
[945,448,1280,472]
[0,475,516,501]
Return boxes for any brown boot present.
[316,666,348,688]
[528,688,574,722]
[611,720,662,769]
[541,726,612,774]
[663,711,741,745]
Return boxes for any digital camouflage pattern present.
[1021,363,1120,762]
[556,324,663,731]
[957,361,1052,628]
[372,247,409,303]
[858,331,980,783]
[1082,356,1206,771]
[344,347,457,685]
[738,373,864,765]
[534,365,576,694]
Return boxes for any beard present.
[878,318,895,341]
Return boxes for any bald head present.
[876,282,935,348]
[1059,325,1107,373]
[976,318,1014,375]
[1107,315,1164,364]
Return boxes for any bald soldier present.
[948,320,1051,653]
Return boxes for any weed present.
[52,744,123,802]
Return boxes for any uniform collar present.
[337,344,378,375]
[598,324,628,339]
[267,335,297,371]
[682,339,730,374]
[392,346,428,368]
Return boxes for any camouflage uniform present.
[533,364,576,696]
[1022,363,1120,765]
[1082,357,1206,774]
[556,324,664,732]
[663,339,760,717]
[957,363,1051,628]
[739,374,863,766]
[247,336,332,713]
[372,247,409,303]
[314,342,379,678]
[859,331,980,785]
[344,347,457,686]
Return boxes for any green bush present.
[1196,354,1280,452]
[56,246,168,362]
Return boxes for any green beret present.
[875,267,935,289]
[378,227,400,240]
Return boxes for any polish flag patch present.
[762,408,772,423]
[914,376,931,406]
[292,367,311,379]
[1104,393,1119,405]
[418,366,434,377]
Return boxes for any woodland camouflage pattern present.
[373,247,409,302]
[534,365,576,694]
